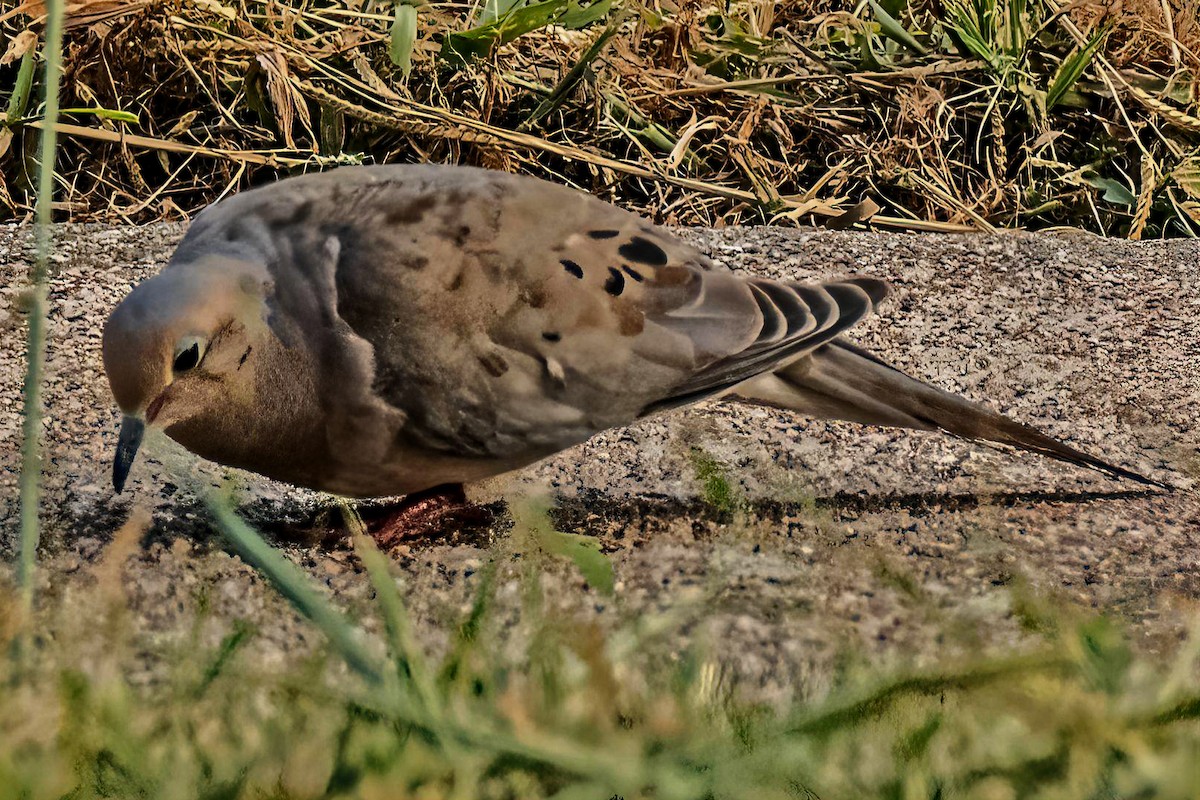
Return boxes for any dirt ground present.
[1,222,1198,702]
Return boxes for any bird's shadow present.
[767,487,1164,517]
[549,487,1166,529]
[80,485,1169,556]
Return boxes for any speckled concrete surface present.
[1,223,1198,702]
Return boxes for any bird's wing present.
[195,165,887,460]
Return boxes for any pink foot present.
[358,484,495,550]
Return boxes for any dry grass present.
[0,0,1197,234]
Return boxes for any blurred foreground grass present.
[3,500,1200,800]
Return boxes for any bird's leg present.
[360,483,494,549]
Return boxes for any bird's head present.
[102,257,271,493]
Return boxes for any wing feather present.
[642,277,888,413]
[220,164,890,461]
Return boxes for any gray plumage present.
[102,164,1162,497]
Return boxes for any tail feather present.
[733,339,1168,489]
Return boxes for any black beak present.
[113,415,145,494]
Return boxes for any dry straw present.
[0,0,1196,236]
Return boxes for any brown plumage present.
[101,164,1166,497]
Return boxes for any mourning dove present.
[102,164,1162,499]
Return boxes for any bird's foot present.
[358,484,495,550]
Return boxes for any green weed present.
[689,447,746,518]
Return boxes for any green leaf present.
[390,3,419,76]
[536,529,615,596]
[868,0,927,55]
[1084,174,1136,205]
[443,0,569,64]
[495,1,568,40]
[60,107,140,124]
[515,499,615,596]
[1046,25,1108,110]
[559,0,611,29]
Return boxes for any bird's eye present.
[172,338,204,373]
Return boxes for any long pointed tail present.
[733,339,1168,489]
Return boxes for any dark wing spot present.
[561,259,584,279]
[650,264,693,287]
[612,299,645,336]
[477,353,509,378]
[618,236,669,266]
[384,196,433,225]
[237,346,252,370]
[621,265,645,282]
[521,287,548,308]
[604,267,625,296]
[542,331,561,342]
[588,229,620,239]
[404,254,429,270]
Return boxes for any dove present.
[102,164,1163,512]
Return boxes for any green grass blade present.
[786,654,1073,735]
[868,0,927,55]
[539,530,614,596]
[18,0,66,619]
[208,501,615,782]
[1137,695,1200,726]
[4,48,35,124]
[350,528,439,711]
[192,619,254,697]
[59,106,141,124]
[439,554,498,687]
[1046,25,1108,110]
[1004,0,1029,56]
[942,0,996,66]
[206,495,384,685]
[523,14,621,129]
[604,91,682,157]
